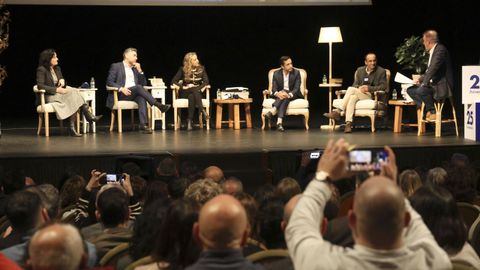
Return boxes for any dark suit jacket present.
[185,249,264,270]
[352,65,387,95]
[420,43,453,100]
[271,68,302,99]
[36,65,64,95]
[106,61,147,109]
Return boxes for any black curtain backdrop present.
[1,0,479,125]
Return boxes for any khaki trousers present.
[338,87,371,122]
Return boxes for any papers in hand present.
[394,72,413,84]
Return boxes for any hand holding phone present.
[348,149,388,172]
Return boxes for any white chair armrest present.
[106,86,119,91]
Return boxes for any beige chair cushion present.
[36,103,56,113]
[262,98,309,110]
[173,98,209,108]
[112,101,139,110]
[332,99,387,111]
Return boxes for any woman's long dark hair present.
[152,198,200,270]
[38,49,56,69]
[409,186,467,255]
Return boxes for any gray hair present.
[185,178,222,205]
[123,47,137,58]
[423,30,439,43]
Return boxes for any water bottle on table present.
[90,77,95,89]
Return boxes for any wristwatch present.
[315,171,330,181]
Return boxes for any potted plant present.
[394,35,428,80]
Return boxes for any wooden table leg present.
[393,105,402,133]
[228,104,233,128]
[234,104,240,130]
[216,103,223,129]
[245,103,252,128]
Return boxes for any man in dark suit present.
[107,48,171,133]
[324,53,386,133]
[264,56,302,131]
[407,30,453,121]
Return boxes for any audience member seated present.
[257,197,285,249]
[203,166,225,183]
[425,167,447,187]
[444,164,480,205]
[410,186,480,267]
[26,223,86,270]
[286,139,452,269]
[184,178,222,205]
[168,177,190,200]
[180,162,203,183]
[233,192,266,256]
[188,195,264,270]
[0,191,44,250]
[116,197,171,270]
[274,177,301,203]
[0,168,27,217]
[59,175,86,215]
[398,169,423,197]
[156,157,179,183]
[143,180,168,208]
[131,176,147,206]
[136,198,200,270]
[253,184,275,206]
[222,177,243,195]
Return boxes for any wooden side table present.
[388,100,424,133]
[319,83,342,129]
[78,88,97,133]
[214,98,253,130]
[145,85,167,130]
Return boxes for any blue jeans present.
[407,86,435,114]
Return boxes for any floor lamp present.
[318,26,343,128]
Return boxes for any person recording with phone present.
[107,48,171,134]
[36,49,102,137]
[324,53,386,133]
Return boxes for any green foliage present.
[394,36,428,74]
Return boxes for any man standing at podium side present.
[264,56,302,132]
[407,30,453,121]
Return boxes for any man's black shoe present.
[139,125,153,134]
[277,123,285,132]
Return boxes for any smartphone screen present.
[349,150,388,172]
[310,151,322,159]
[106,174,124,184]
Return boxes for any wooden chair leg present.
[44,112,50,137]
[117,109,123,133]
[435,102,444,137]
[76,111,81,134]
[174,108,179,130]
[37,114,43,135]
[450,98,459,136]
[304,112,309,130]
[332,119,336,131]
[417,103,425,136]
[206,106,210,130]
[261,111,265,130]
[370,115,376,132]
[131,110,135,130]
[109,111,115,132]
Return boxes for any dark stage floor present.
[0,125,476,158]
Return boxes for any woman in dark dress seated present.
[36,49,101,136]
[171,52,209,130]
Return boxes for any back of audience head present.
[194,194,249,250]
[168,177,190,200]
[409,186,467,255]
[203,166,225,183]
[2,168,27,195]
[131,175,147,205]
[398,169,422,197]
[6,190,44,232]
[24,185,59,221]
[444,165,477,203]
[180,161,202,182]
[121,162,142,177]
[450,153,470,168]
[130,197,171,260]
[59,175,85,209]
[95,186,130,228]
[27,223,85,270]
[184,178,222,205]
[426,167,447,187]
[274,177,301,203]
[253,183,275,205]
[257,197,285,249]
[233,192,258,233]
[153,198,200,268]
[222,177,243,194]
[351,176,409,250]
[144,180,168,208]
[157,157,178,177]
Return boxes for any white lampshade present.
[318,27,343,43]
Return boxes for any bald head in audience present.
[222,177,243,194]
[194,194,249,250]
[281,194,327,234]
[28,223,85,270]
[204,166,225,183]
[349,176,410,250]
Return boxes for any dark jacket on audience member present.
[89,226,132,260]
[352,65,387,95]
[185,249,264,270]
